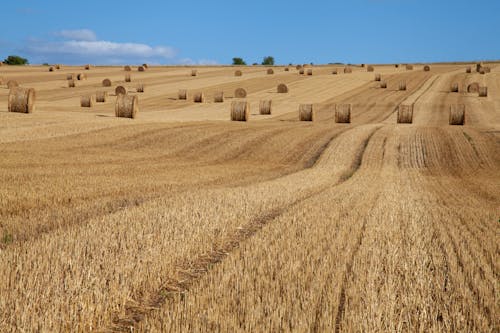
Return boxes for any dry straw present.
[191,69,198,76]
[124,65,132,71]
[234,88,247,98]
[467,82,479,93]
[374,74,381,81]
[230,101,249,121]
[267,68,274,74]
[423,65,431,71]
[478,86,488,97]
[193,92,204,103]
[299,104,314,121]
[8,87,36,113]
[380,81,387,89]
[449,104,465,125]
[115,86,127,96]
[68,80,76,88]
[367,65,374,72]
[214,91,224,103]
[80,95,94,108]
[399,81,407,91]
[307,69,313,75]
[344,67,352,73]
[7,80,19,89]
[77,73,86,80]
[136,84,144,93]
[102,79,112,87]
[406,64,414,70]
[178,89,188,100]
[259,100,272,115]
[125,74,131,82]
[277,83,288,93]
[335,104,351,123]
[397,104,413,123]
[450,83,459,93]
[234,70,242,76]
[96,91,108,103]
[138,66,145,72]
[115,94,138,118]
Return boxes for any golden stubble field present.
[0,63,498,332]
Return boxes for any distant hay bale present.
[66,73,75,80]
[234,70,242,76]
[55,64,61,70]
[374,73,381,81]
[449,104,465,125]
[466,67,471,73]
[361,64,365,68]
[299,68,305,75]
[49,66,55,72]
[399,81,407,91]
[115,94,138,119]
[77,73,86,80]
[277,83,288,93]
[335,104,351,123]
[267,68,274,74]
[367,65,374,72]
[259,100,272,115]
[234,88,247,98]
[450,83,459,93]
[380,81,387,89]
[102,79,112,87]
[84,64,91,70]
[7,80,19,89]
[478,86,488,97]
[476,63,482,72]
[397,104,413,123]
[284,67,289,71]
[423,65,430,71]
[307,69,313,75]
[344,67,352,73]
[124,65,132,71]
[178,89,188,100]
[115,86,127,96]
[214,91,224,103]
[230,101,249,121]
[80,95,94,108]
[395,64,399,68]
[125,74,131,82]
[8,87,36,113]
[136,84,144,93]
[138,66,145,72]
[479,69,485,75]
[193,92,204,103]
[296,65,302,70]
[142,64,149,69]
[96,91,108,103]
[467,82,480,93]
[191,69,198,76]
[484,67,491,73]
[68,80,75,88]
[332,69,338,75]
[299,104,314,121]
[406,64,414,70]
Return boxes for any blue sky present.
[1,0,499,65]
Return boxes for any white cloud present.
[179,58,219,65]
[55,29,97,41]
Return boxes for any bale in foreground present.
[449,104,465,125]
[259,100,272,115]
[231,101,249,121]
[8,87,36,113]
[397,104,413,123]
[115,94,138,118]
[335,104,351,123]
[299,104,314,121]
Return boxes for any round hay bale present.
[234,88,247,98]
[467,82,480,93]
[191,69,198,76]
[115,94,138,119]
[449,104,465,125]
[125,74,131,82]
[299,104,314,121]
[450,83,459,93]
[55,64,61,70]
[230,101,249,121]
[406,64,414,70]
[478,86,488,97]
[465,67,471,73]
[80,95,94,108]
[214,91,224,103]
[124,65,132,71]
[335,104,351,123]
[284,67,290,71]
[277,83,288,93]
[296,65,302,70]
[299,68,305,75]
[476,63,482,72]
[259,100,272,115]
[374,74,381,81]
[423,65,431,71]
[8,87,36,113]
[234,70,242,76]
[96,91,108,103]
[193,92,204,103]
[77,73,86,80]
[115,86,127,96]
[380,81,387,89]
[397,104,413,124]
[395,64,400,68]
[102,79,112,87]
[138,66,145,72]
[344,67,352,74]
[178,89,188,100]
[84,64,91,70]
[479,69,486,75]
[367,65,374,72]
[49,66,55,72]
[68,80,76,88]
[267,68,274,74]
[399,81,407,91]
[142,63,149,69]
[136,84,144,93]
[307,69,313,76]
[361,64,365,68]
[66,73,75,80]
[7,80,19,89]
[332,69,338,75]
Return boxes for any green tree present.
[232,57,246,65]
[261,56,274,66]
[4,55,29,65]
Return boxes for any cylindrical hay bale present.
[344,67,352,73]
[299,68,305,75]
[136,84,144,93]
[397,104,413,124]
[84,64,91,70]
[80,95,94,108]
[115,86,127,96]
[55,64,61,70]
[284,67,289,71]
[230,101,249,121]
[49,66,55,72]
[423,65,431,71]
[234,70,242,76]
[374,74,381,81]
[478,86,488,97]
[178,89,187,100]
[335,104,351,123]
[479,69,486,75]
[259,100,272,115]
[234,88,247,98]
[466,67,471,73]
[115,94,138,119]
[77,73,86,80]
[395,64,399,68]
[299,104,314,121]
[138,66,145,72]
[307,69,313,76]
[449,104,465,125]
[7,80,19,89]
[277,83,288,93]
[332,69,338,75]
[193,92,204,103]
[367,65,374,72]
[450,83,459,93]
[68,80,76,88]
[8,87,36,113]
[476,63,482,72]
[380,81,387,89]
[399,81,407,91]
[102,79,112,87]
[406,64,414,70]
[67,73,75,80]
[214,91,224,103]
[295,65,302,70]
[142,63,148,69]
[467,82,480,93]
[125,74,131,82]
[96,91,108,103]
[191,69,198,76]
[267,68,274,74]
[124,65,132,71]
